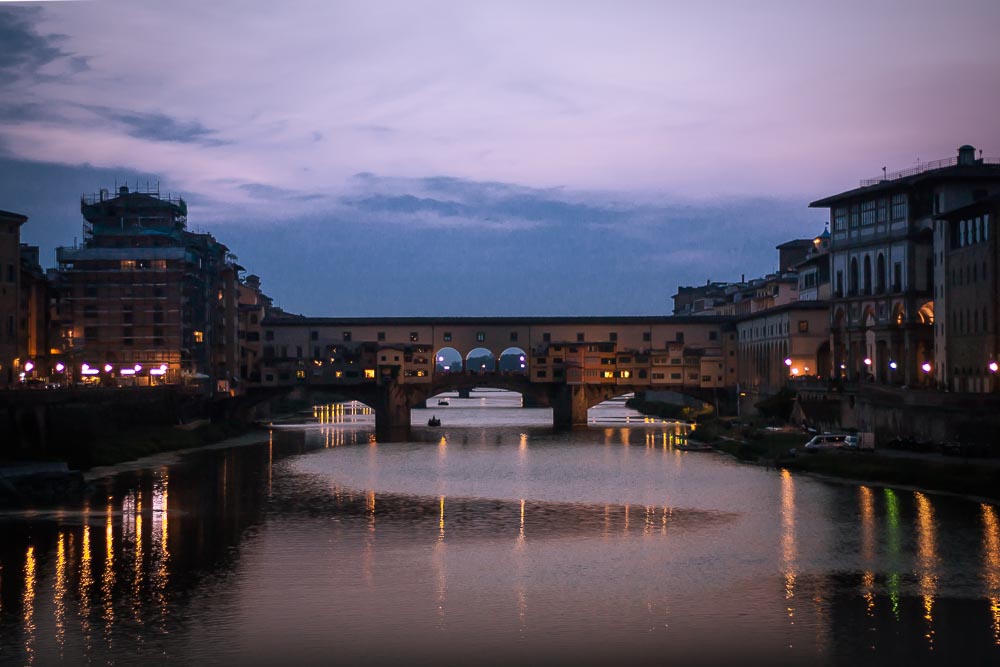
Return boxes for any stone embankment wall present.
[795,382,1000,443]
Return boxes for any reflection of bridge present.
[257,316,736,439]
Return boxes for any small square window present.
[476,332,486,342]
[543,332,551,342]
[443,332,452,342]
[343,331,352,341]
[510,331,518,342]
[576,333,584,342]
[377,331,386,341]
[798,320,809,333]
[410,332,419,342]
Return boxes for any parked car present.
[803,434,850,452]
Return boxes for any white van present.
[803,434,850,451]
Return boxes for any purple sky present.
[2,0,999,315]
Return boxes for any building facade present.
[0,209,28,387]
[54,185,241,390]
[811,145,1000,387]
[935,195,1000,392]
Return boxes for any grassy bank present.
[84,420,254,468]
[778,451,1000,500]
[680,417,1000,501]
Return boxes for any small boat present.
[676,441,715,452]
[428,416,441,427]
[438,399,450,406]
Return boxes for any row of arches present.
[433,347,527,373]
[848,253,889,296]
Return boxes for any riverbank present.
[689,423,1000,502]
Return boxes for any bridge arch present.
[466,347,496,373]
[498,347,528,375]
[434,347,463,373]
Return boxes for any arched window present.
[876,254,886,294]
[863,256,872,295]
[850,257,859,296]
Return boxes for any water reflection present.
[2,407,1000,664]
[983,504,1000,644]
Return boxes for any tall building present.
[0,209,28,386]
[55,185,240,390]
[934,195,1000,392]
[810,144,1000,386]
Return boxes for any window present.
[84,326,98,340]
[675,332,684,343]
[891,194,907,220]
[120,260,136,271]
[642,332,651,342]
[510,331,518,342]
[543,332,551,342]
[443,332,452,342]
[835,271,843,297]
[477,331,486,342]
[708,331,718,341]
[670,373,681,380]
[577,333,585,342]
[193,330,204,343]
[893,263,902,292]
[377,331,386,341]
[122,327,133,346]
[609,332,618,342]
[536,370,548,378]
[861,200,876,225]
[311,331,318,341]
[364,369,376,379]
[342,331,352,341]
[153,306,164,324]
[834,208,847,232]
[296,346,303,358]
[84,305,97,318]
[798,320,809,333]
[409,332,419,342]
[265,330,274,341]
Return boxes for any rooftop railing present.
[860,156,1000,187]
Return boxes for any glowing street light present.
[784,358,792,367]
[990,361,999,373]
[889,361,898,370]
[921,362,932,374]
[55,362,65,372]
[24,361,34,372]
[863,357,872,367]
[104,364,113,373]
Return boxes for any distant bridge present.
[255,316,738,439]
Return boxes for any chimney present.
[958,144,976,166]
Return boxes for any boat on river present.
[676,441,715,451]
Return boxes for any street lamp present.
[990,361,999,373]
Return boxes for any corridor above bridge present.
[257,316,738,393]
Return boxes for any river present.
[1,391,999,665]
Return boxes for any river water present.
[2,392,1000,666]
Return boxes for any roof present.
[932,194,1000,221]
[262,315,737,327]
[0,209,28,225]
[809,162,1000,208]
[775,239,813,250]
[733,299,830,323]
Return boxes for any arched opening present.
[892,303,905,326]
[466,347,496,373]
[434,347,463,373]
[863,255,872,295]
[498,347,528,374]
[876,253,886,294]
[850,257,859,296]
[918,301,934,325]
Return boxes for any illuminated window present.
[364,369,376,379]
[335,371,343,378]
[295,370,305,379]
[620,370,631,378]
[602,371,614,378]
[120,260,136,271]
[152,259,167,270]
[193,330,204,343]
